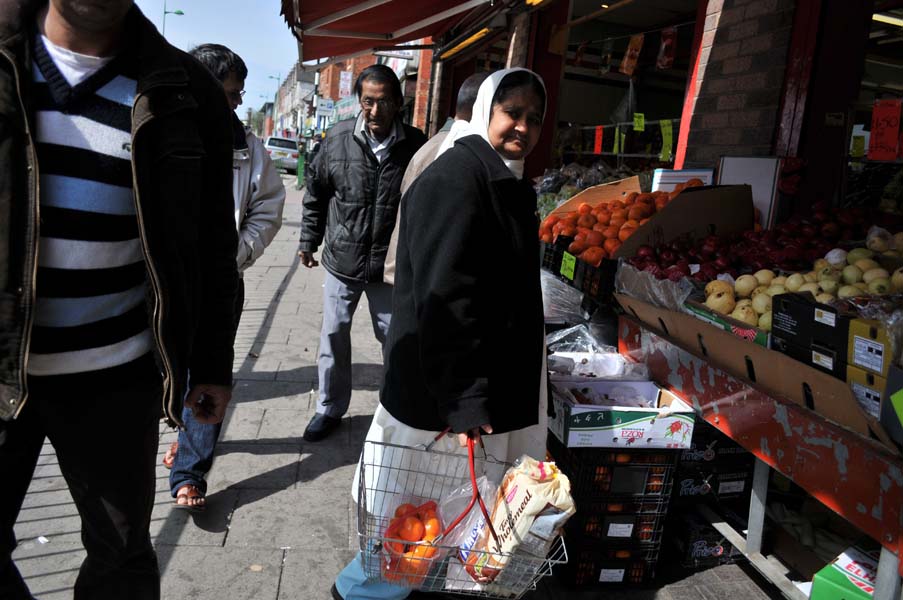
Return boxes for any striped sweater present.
[28,36,154,377]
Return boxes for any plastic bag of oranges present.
[382,499,447,586]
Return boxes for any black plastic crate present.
[549,434,678,499]
[567,502,666,545]
[667,508,747,569]
[556,541,660,586]
[672,464,754,505]
[679,420,755,469]
[540,241,563,273]
[576,257,617,300]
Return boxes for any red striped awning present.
[281,0,495,61]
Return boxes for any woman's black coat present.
[380,134,543,434]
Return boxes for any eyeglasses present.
[360,97,395,111]
[227,90,246,102]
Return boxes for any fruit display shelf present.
[618,315,903,599]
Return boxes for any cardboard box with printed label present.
[614,293,898,450]
[771,293,850,352]
[847,318,892,378]
[549,380,695,449]
[810,545,880,600]
[684,299,769,347]
[846,366,887,420]
[771,335,846,380]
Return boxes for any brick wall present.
[318,64,342,102]
[412,38,433,133]
[349,55,377,92]
[682,0,796,167]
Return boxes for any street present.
[12,178,781,600]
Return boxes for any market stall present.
[536,167,903,597]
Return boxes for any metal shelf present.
[618,315,903,597]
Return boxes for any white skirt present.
[351,352,549,506]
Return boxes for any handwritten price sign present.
[867,99,901,162]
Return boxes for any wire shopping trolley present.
[356,435,568,599]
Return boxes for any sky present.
[135,0,300,118]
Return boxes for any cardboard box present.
[549,381,695,449]
[846,366,887,420]
[614,293,898,449]
[550,176,642,216]
[810,546,880,599]
[771,293,850,353]
[847,318,892,378]
[684,299,769,347]
[552,184,754,260]
[771,335,846,380]
[652,168,715,192]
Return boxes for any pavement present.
[11,178,784,599]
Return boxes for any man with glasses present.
[163,44,285,509]
[300,64,425,442]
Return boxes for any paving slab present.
[278,548,358,599]
[224,486,351,551]
[204,443,301,492]
[12,540,86,600]
[157,545,283,600]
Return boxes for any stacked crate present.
[666,420,756,569]
[548,434,678,586]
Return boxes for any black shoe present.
[303,413,342,442]
[330,583,343,600]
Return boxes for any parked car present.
[264,136,300,173]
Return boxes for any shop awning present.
[281,0,496,62]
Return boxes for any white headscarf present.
[435,67,546,179]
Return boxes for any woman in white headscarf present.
[333,68,548,600]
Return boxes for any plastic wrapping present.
[866,225,895,251]
[536,169,569,194]
[546,323,614,355]
[438,476,499,593]
[615,262,696,312]
[541,270,586,323]
[381,498,448,586]
[548,351,648,380]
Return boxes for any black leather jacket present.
[0,2,238,424]
[301,114,425,282]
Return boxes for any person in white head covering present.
[332,68,548,600]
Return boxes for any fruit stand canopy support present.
[281,0,492,62]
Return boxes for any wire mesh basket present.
[357,440,568,599]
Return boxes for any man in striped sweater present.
[0,1,239,599]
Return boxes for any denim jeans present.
[0,361,163,600]
[316,271,392,418]
[335,552,410,600]
[169,279,244,496]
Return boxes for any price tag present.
[633,113,645,131]
[851,135,865,158]
[608,523,634,537]
[868,99,901,161]
[560,252,576,280]
[599,569,625,583]
[659,119,673,161]
[612,126,621,154]
[593,126,604,154]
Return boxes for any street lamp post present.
[162,0,184,37]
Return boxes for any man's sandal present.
[162,441,178,470]
[173,484,206,512]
